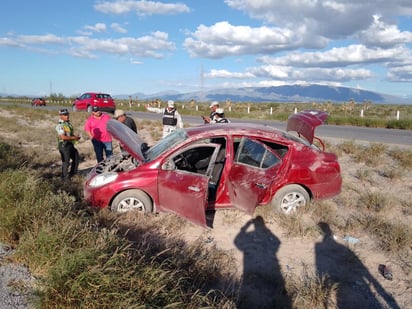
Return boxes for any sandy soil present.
[86,127,410,309]
[1,109,410,308]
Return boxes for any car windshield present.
[144,129,188,161]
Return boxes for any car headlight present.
[89,172,118,187]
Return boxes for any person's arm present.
[83,119,94,139]
[145,105,162,113]
[176,111,183,128]
[56,124,80,141]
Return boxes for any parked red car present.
[72,92,116,113]
[31,98,46,106]
[84,110,341,227]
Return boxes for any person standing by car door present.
[84,106,113,163]
[145,100,183,138]
[55,109,81,179]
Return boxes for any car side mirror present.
[161,159,176,171]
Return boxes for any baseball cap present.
[114,109,125,119]
[216,108,224,114]
[59,108,69,115]
[92,106,100,112]
[209,101,219,108]
[167,100,175,107]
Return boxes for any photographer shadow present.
[315,222,400,309]
[234,216,291,309]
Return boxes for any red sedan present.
[84,110,341,227]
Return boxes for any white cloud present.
[111,23,127,33]
[206,69,255,79]
[0,31,175,59]
[387,65,412,82]
[258,45,410,68]
[94,0,190,16]
[84,23,107,33]
[184,21,310,58]
[358,15,412,47]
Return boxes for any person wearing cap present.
[214,108,230,123]
[83,106,113,163]
[202,101,219,123]
[145,100,183,138]
[114,109,137,133]
[55,109,81,179]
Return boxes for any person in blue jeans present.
[83,106,113,163]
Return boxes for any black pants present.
[58,142,79,178]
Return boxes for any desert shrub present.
[287,263,337,309]
[357,190,388,212]
[336,140,358,154]
[353,143,386,166]
[361,215,412,254]
[388,148,412,169]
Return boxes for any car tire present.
[271,184,310,215]
[87,105,92,113]
[111,189,153,213]
[72,105,78,112]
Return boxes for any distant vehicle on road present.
[31,98,46,107]
[72,92,116,113]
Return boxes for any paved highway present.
[1,102,411,147]
[130,111,412,147]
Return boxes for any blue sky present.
[1,0,412,98]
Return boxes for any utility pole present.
[200,64,204,103]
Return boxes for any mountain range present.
[1,84,411,104]
[117,84,412,105]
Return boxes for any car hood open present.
[107,119,146,162]
[286,110,328,144]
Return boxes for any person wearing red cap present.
[83,106,113,163]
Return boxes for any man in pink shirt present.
[83,106,113,163]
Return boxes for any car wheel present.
[271,184,310,215]
[72,105,78,112]
[87,105,92,113]
[111,189,153,213]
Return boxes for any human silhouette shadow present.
[234,216,291,309]
[315,222,399,309]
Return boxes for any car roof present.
[184,123,288,141]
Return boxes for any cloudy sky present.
[1,0,412,98]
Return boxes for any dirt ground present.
[75,127,411,309]
[1,109,410,308]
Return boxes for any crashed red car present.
[84,110,341,227]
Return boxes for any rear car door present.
[228,137,283,215]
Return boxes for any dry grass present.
[0,104,411,308]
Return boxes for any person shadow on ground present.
[315,222,400,309]
[234,216,291,309]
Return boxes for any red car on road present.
[84,110,341,227]
[72,92,116,113]
[31,98,46,106]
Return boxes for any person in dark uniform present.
[202,101,219,123]
[114,109,137,133]
[214,108,230,123]
[145,100,183,138]
[55,109,81,179]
